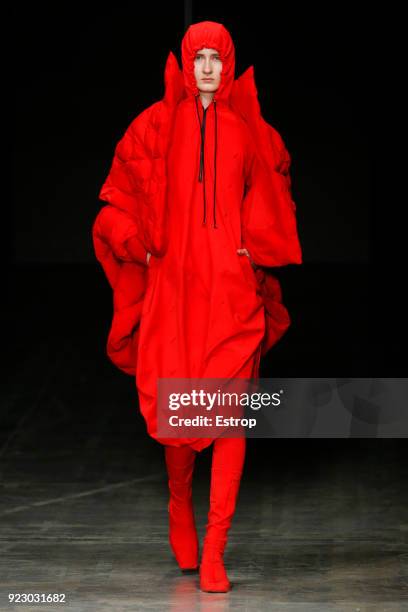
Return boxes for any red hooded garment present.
[92,21,302,452]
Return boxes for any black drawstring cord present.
[194,93,218,228]
[213,99,218,229]
[194,94,207,226]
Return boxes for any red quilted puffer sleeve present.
[98,106,153,216]
[95,104,157,262]
[92,204,148,267]
[241,124,303,268]
[96,101,169,259]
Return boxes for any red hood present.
[181,20,235,103]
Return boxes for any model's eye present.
[194,55,221,61]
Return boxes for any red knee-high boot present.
[165,444,199,572]
[199,436,246,592]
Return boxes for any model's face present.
[194,47,222,93]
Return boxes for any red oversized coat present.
[92,21,302,451]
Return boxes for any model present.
[92,20,302,592]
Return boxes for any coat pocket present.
[141,256,159,316]
[238,253,257,290]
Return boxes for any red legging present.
[211,435,246,472]
[164,436,246,572]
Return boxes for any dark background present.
[7,1,401,421]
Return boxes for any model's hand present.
[146,252,151,265]
[237,248,257,270]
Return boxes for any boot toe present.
[199,556,231,592]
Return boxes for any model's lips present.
[201,78,214,81]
